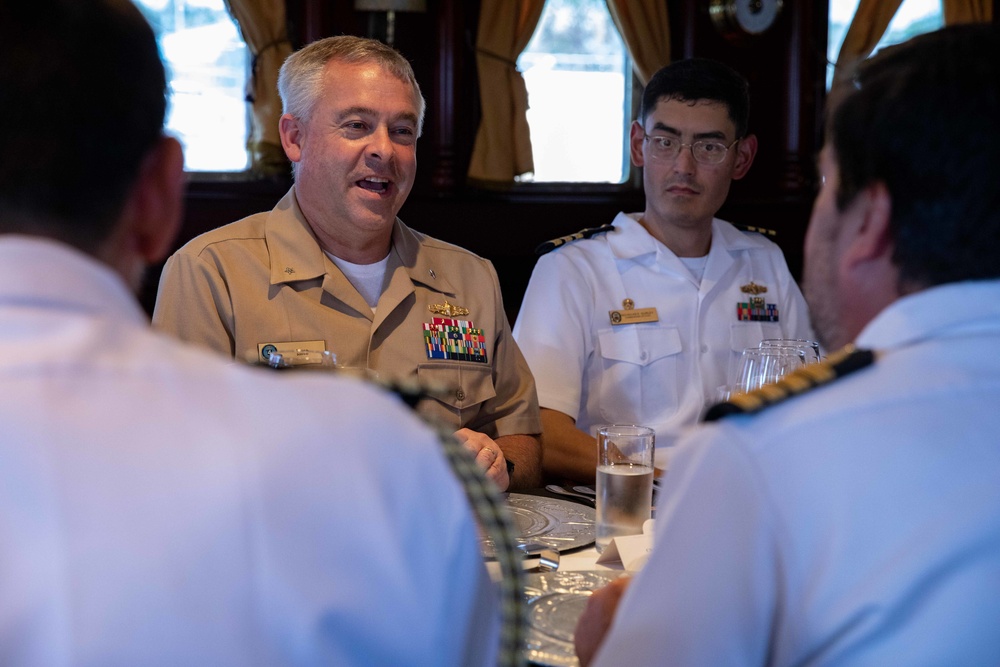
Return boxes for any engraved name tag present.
[256,340,327,364]
[609,307,659,325]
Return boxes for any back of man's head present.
[639,58,750,138]
[0,0,167,254]
[830,23,1000,288]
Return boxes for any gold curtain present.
[831,0,903,88]
[943,0,993,24]
[605,0,671,86]
[467,0,545,183]
[223,0,293,176]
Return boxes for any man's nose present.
[366,126,394,160]
[672,144,698,172]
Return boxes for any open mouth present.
[357,176,390,194]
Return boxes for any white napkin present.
[596,519,655,571]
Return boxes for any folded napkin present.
[596,519,655,571]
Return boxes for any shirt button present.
[639,351,648,361]
[701,344,709,353]
[456,388,466,401]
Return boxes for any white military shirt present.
[0,236,499,666]
[592,279,1000,666]
[513,212,813,453]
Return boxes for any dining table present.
[483,485,632,667]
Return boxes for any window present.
[135,0,250,172]
[828,0,944,88]
[517,0,633,184]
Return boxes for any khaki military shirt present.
[154,188,541,438]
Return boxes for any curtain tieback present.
[246,38,292,103]
[475,46,519,69]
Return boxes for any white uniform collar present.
[856,279,1000,352]
[607,212,759,261]
[0,235,147,324]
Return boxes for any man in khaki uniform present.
[154,35,541,491]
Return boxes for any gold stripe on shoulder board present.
[703,345,875,422]
[535,224,615,255]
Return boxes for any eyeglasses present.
[643,133,740,165]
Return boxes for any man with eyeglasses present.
[513,58,813,483]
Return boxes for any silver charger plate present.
[481,493,595,558]
[523,570,624,667]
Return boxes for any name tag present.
[257,340,327,364]
[609,307,659,325]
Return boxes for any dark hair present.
[0,0,167,252]
[638,58,750,138]
[830,24,1000,287]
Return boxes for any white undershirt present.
[679,254,709,285]
[327,252,390,309]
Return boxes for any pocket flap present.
[598,326,683,365]
[416,362,496,409]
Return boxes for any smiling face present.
[279,59,420,261]
[631,98,754,239]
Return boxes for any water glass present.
[731,347,804,394]
[595,425,655,553]
[759,338,822,364]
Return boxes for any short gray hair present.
[278,35,425,136]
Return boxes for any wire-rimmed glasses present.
[643,133,739,165]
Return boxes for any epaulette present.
[703,345,875,422]
[734,223,778,237]
[535,224,615,255]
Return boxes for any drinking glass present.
[595,425,655,553]
[759,338,822,364]
[731,347,805,394]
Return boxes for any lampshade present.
[354,0,426,11]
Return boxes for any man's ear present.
[128,135,186,264]
[279,113,304,164]
[843,181,894,268]
[628,120,646,168]
[731,134,757,180]
[98,135,184,291]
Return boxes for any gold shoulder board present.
[535,224,616,255]
[703,345,875,422]
[734,223,778,237]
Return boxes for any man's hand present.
[454,428,510,491]
[574,576,631,667]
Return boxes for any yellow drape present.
[834,0,993,90]
[467,0,545,182]
[943,0,993,24]
[832,0,904,88]
[605,0,671,86]
[223,0,292,176]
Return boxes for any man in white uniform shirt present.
[576,24,1000,666]
[513,58,812,482]
[0,2,501,665]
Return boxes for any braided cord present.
[437,430,525,667]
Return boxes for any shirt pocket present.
[416,362,497,423]
[596,325,683,426]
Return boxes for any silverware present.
[545,484,596,504]
[524,547,560,573]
